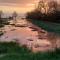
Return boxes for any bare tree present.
[12,11,18,24]
[37,0,58,14]
[48,0,58,13]
[37,0,45,13]
[0,11,3,19]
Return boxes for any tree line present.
[26,0,60,23]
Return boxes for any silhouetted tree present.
[26,0,60,22]
[48,0,58,13]
[12,11,18,24]
[0,11,3,19]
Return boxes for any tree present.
[26,0,60,22]
[37,0,58,14]
[0,11,3,19]
[37,0,45,13]
[48,0,58,13]
[12,11,18,24]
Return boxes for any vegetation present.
[26,10,60,23]
[0,11,10,36]
[0,12,9,27]
[26,0,60,33]
[27,19,60,33]
[0,18,10,36]
[0,19,10,27]
[26,0,60,23]
[12,11,18,24]
[0,42,60,60]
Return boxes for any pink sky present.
[0,0,59,13]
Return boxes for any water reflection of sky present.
[1,19,60,52]
[0,20,38,43]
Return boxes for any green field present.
[0,42,60,60]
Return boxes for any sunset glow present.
[0,0,39,13]
[0,5,35,13]
[0,0,60,13]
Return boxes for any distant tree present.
[26,0,60,22]
[12,11,18,24]
[48,0,58,13]
[0,11,3,19]
[37,0,58,14]
[37,0,46,13]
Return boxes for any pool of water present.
[0,19,60,52]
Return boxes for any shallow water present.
[0,19,60,52]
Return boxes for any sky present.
[0,0,39,13]
[0,0,59,13]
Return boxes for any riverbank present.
[0,18,60,60]
[0,19,60,52]
[27,19,60,51]
[0,42,60,60]
[27,19,60,33]
[0,20,52,52]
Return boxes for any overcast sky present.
[0,0,59,13]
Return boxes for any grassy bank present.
[0,42,60,60]
[27,19,60,34]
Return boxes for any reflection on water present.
[0,19,60,52]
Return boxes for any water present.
[0,18,60,52]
